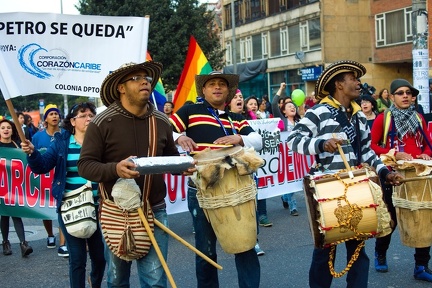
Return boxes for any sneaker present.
[374,252,388,272]
[259,216,273,227]
[414,265,432,282]
[2,240,12,256]
[255,242,265,256]
[281,196,288,209]
[58,245,69,257]
[290,209,299,216]
[20,241,33,257]
[47,236,56,249]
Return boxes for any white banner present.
[164,119,315,214]
[0,12,149,99]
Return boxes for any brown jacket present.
[77,101,179,209]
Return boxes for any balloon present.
[291,89,306,106]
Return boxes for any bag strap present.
[142,114,157,217]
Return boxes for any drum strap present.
[207,107,237,136]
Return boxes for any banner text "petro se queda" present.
[0,21,134,38]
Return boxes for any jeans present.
[105,209,169,288]
[58,205,106,288]
[281,192,297,211]
[256,199,267,219]
[309,240,369,288]
[188,187,260,288]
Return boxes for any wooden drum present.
[304,167,392,248]
[394,160,432,248]
[191,146,264,254]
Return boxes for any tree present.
[76,0,224,91]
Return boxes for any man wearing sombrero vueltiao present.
[287,60,403,288]
[78,61,195,287]
[169,71,263,288]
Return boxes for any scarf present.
[389,105,419,140]
[380,98,391,108]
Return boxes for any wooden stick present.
[397,175,432,183]
[154,219,223,270]
[137,208,177,288]
[5,99,26,143]
[333,133,353,179]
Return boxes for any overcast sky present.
[0,0,79,14]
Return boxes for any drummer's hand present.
[182,161,197,176]
[323,138,344,153]
[214,135,243,146]
[416,154,432,160]
[20,139,35,155]
[116,156,140,179]
[385,171,403,186]
[395,152,413,161]
[177,135,198,152]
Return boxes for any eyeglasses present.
[120,75,153,84]
[74,114,95,119]
[393,90,412,96]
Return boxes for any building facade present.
[221,0,430,111]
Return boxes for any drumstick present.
[153,219,223,270]
[332,133,354,179]
[396,175,432,183]
[138,208,177,288]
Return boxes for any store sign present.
[300,66,323,81]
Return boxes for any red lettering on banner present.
[428,121,432,139]
[25,166,39,207]
[165,174,187,203]
[258,175,274,187]
[37,171,55,207]
[0,158,8,200]
[9,159,25,206]
[278,142,286,184]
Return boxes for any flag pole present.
[5,99,26,143]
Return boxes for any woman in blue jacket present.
[21,102,105,288]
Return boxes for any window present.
[252,34,262,60]
[240,39,246,62]
[262,32,268,57]
[270,29,281,57]
[246,36,253,61]
[300,22,308,49]
[375,7,413,47]
[226,42,232,65]
[308,18,321,50]
[288,24,300,54]
[281,27,288,55]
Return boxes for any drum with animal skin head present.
[191,146,264,254]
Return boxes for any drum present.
[191,146,264,254]
[304,167,392,248]
[393,160,432,248]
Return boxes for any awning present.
[223,60,267,82]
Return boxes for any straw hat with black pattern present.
[195,71,239,102]
[315,60,367,102]
[100,61,163,107]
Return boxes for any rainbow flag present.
[173,36,213,111]
[146,52,166,112]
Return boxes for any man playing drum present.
[170,71,262,288]
[287,60,402,288]
[370,78,432,282]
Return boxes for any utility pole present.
[231,0,237,74]
[412,0,429,112]
[61,0,69,116]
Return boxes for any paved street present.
[1,192,431,287]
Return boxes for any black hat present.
[390,79,419,97]
[315,60,366,102]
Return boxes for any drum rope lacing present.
[315,169,378,278]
